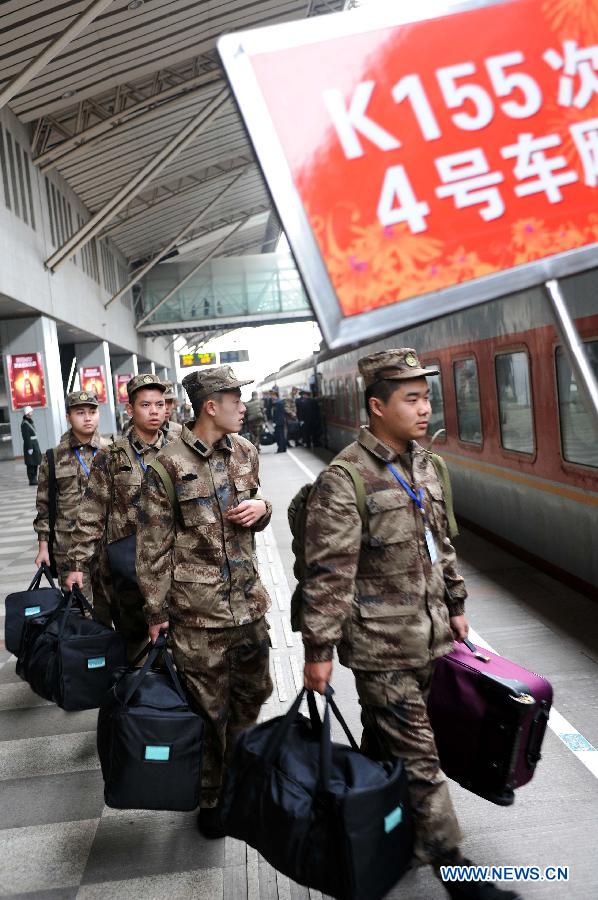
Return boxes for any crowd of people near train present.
[23,357,520,900]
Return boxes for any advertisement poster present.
[220,0,598,346]
[80,365,107,404]
[6,353,47,410]
[115,373,133,404]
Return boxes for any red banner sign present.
[6,353,47,410]
[220,0,598,346]
[115,373,133,404]
[80,366,107,404]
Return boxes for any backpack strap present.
[430,453,459,539]
[146,458,178,513]
[329,459,367,526]
[46,448,58,577]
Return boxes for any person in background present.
[245,390,265,451]
[271,389,287,453]
[21,406,41,485]
[162,380,183,441]
[33,391,111,611]
[64,374,167,659]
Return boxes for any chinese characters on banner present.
[6,353,47,410]
[222,0,598,342]
[115,374,133,404]
[179,352,217,368]
[80,366,107,404]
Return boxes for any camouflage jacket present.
[245,398,265,423]
[136,423,272,628]
[67,428,166,571]
[302,427,467,671]
[33,429,111,544]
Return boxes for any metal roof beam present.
[45,88,229,272]
[136,216,250,328]
[0,0,115,110]
[105,165,249,309]
[35,70,222,172]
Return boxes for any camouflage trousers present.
[354,662,463,867]
[171,616,273,808]
[247,422,263,451]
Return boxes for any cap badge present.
[143,375,153,384]
[80,392,88,400]
[405,353,418,368]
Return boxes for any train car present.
[259,273,598,593]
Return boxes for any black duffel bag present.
[4,564,62,656]
[106,534,137,585]
[17,585,126,710]
[221,686,413,900]
[97,632,204,811]
[260,423,276,446]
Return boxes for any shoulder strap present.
[329,459,367,526]
[146,458,178,512]
[46,449,56,536]
[430,453,459,539]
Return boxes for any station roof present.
[1,0,344,310]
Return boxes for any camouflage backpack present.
[287,453,458,633]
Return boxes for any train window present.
[495,352,535,454]
[356,375,368,426]
[345,376,356,422]
[426,366,446,440]
[453,357,483,444]
[556,341,598,468]
[337,378,345,419]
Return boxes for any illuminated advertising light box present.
[80,366,107,404]
[6,353,47,410]
[115,374,133,404]
[179,352,217,368]
[219,0,598,348]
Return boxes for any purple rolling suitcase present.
[428,638,552,806]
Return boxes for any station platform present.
[0,446,597,900]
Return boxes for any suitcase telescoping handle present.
[27,563,58,592]
[462,637,491,663]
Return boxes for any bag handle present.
[56,585,94,638]
[122,631,187,705]
[27,563,57,592]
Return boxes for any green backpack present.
[287,454,458,633]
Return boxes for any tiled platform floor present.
[1,450,597,899]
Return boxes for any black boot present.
[440,858,523,900]
[197,806,226,840]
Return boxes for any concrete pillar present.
[75,340,116,435]
[111,353,138,406]
[0,315,66,457]
[138,359,156,375]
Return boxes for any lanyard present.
[134,450,147,473]
[73,447,97,477]
[386,463,425,515]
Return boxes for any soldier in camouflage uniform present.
[33,391,112,611]
[302,349,520,900]
[245,391,265,451]
[136,365,273,838]
[163,379,183,441]
[64,374,167,659]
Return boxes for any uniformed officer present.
[245,390,265,451]
[136,365,273,838]
[64,374,167,659]
[302,349,520,900]
[162,379,183,440]
[33,391,112,609]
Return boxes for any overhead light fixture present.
[62,89,75,99]
[128,0,144,9]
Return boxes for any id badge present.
[424,528,438,565]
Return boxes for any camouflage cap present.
[358,348,439,387]
[66,390,99,409]
[162,379,176,400]
[182,365,252,403]
[126,373,166,400]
